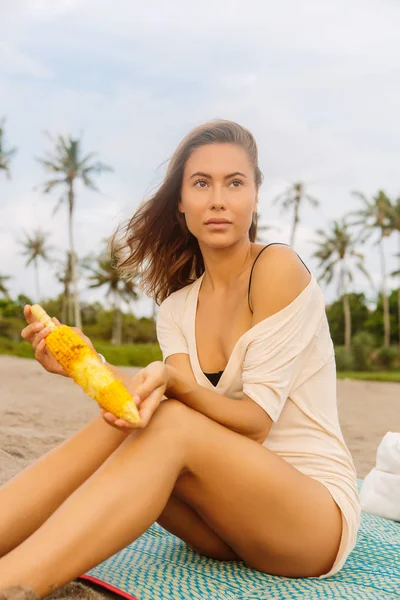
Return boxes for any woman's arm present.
[165,363,272,443]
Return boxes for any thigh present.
[157,490,239,561]
[166,401,342,578]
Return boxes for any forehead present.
[184,143,252,176]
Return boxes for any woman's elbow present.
[247,414,273,444]
[248,426,271,444]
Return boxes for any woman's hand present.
[101,361,170,431]
[21,304,95,377]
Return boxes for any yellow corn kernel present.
[30,305,140,424]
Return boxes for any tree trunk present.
[379,237,390,347]
[112,291,122,346]
[68,181,82,330]
[61,275,69,324]
[343,293,352,353]
[289,197,300,248]
[61,290,67,324]
[34,258,41,303]
[67,288,73,325]
[340,262,352,353]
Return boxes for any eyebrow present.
[189,171,247,180]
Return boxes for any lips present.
[205,220,231,224]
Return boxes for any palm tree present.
[311,218,372,352]
[0,118,17,179]
[37,134,113,329]
[85,248,139,345]
[18,229,53,303]
[53,251,73,324]
[0,274,11,298]
[387,197,400,349]
[273,182,319,248]
[255,212,281,244]
[54,250,95,325]
[349,190,393,347]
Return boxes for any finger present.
[102,411,117,423]
[53,317,61,326]
[101,414,121,430]
[101,412,135,431]
[114,418,136,429]
[21,321,44,341]
[34,338,47,363]
[23,305,37,325]
[134,377,163,406]
[139,386,164,426]
[32,327,50,351]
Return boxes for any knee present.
[155,398,196,421]
[149,399,197,436]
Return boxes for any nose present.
[209,184,227,209]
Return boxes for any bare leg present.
[157,491,238,561]
[0,416,128,557]
[0,402,187,597]
[0,400,342,596]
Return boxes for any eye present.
[229,179,243,188]
[194,179,209,188]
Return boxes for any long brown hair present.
[110,119,264,305]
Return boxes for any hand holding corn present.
[26,304,140,424]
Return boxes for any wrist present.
[165,364,176,394]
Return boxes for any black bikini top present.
[202,243,311,384]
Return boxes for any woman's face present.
[179,143,258,247]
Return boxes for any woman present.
[0,120,360,598]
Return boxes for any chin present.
[201,236,235,249]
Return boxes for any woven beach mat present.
[79,480,400,599]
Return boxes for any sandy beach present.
[1,355,399,599]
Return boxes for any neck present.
[199,239,256,293]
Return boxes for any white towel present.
[360,432,400,521]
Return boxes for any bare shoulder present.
[250,245,312,323]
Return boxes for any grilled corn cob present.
[30,304,140,424]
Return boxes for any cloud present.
[0,41,52,78]
[1,0,400,315]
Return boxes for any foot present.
[0,587,39,600]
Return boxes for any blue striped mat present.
[80,480,400,599]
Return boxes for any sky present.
[1,0,400,316]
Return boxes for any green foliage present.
[326,293,370,345]
[351,331,376,371]
[336,371,400,382]
[0,298,22,318]
[0,117,17,179]
[373,346,399,370]
[16,293,34,309]
[0,336,161,367]
[364,288,399,345]
[0,317,25,342]
[0,294,33,319]
[41,297,63,320]
[83,310,157,344]
[81,301,104,326]
[0,337,34,358]
[334,335,399,372]
[122,314,157,343]
[334,346,355,371]
[94,342,162,367]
